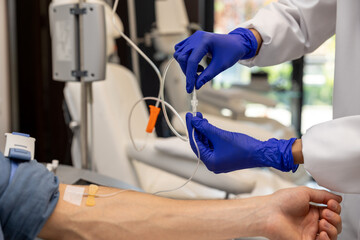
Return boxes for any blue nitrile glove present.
[186,112,298,174]
[174,28,258,93]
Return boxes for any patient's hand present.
[265,187,342,240]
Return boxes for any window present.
[213,0,335,134]
[302,37,334,133]
[213,0,293,128]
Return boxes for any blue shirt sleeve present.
[0,152,59,240]
[0,221,3,240]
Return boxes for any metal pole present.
[79,0,91,169]
[127,0,140,84]
[291,57,304,137]
[88,82,94,171]
[80,84,90,169]
[6,0,20,131]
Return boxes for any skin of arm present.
[292,139,304,164]
[39,184,341,240]
[249,28,263,55]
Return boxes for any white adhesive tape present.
[63,185,85,206]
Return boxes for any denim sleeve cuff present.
[0,221,3,240]
[0,152,59,240]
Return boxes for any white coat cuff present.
[237,7,304,67]
[302,115,360,194]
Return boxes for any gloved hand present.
[186,112,298,173]
[174,28,258,93]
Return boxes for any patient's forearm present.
[39,184,268,240]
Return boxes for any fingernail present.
[324,221,331,229]
[325,210,333,218]
[330,202,337,210]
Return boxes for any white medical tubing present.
[112,1,201,195]
[112,0,161,103]
[112,0,187,141]
[158,88,199,196]
[83,189,129,198]
[128,97,186,152]
[160,58,188,141]
[152,128,200,196]
[191,88,198,116]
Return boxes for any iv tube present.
[112,0,201,195]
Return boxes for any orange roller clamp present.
[146,105,161,133]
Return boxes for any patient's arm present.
[39,184,341,240]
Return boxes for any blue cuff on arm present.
[9,161,19,184]
[0,152,59,240]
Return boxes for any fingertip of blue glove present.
[186,86,193,94]
[185,112,193,120]
[195,83,202,90]
[174,39,185,51]
[191,117,207,129]
[186,112,205,129]
[186,76,196,93]
[173,50,179,59]
[186,112,203,122]
[196,72,214,89]
[195,77,208,90]
[185,113,198,155]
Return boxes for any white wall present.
[0,1,11,151]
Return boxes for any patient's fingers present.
[316,199,342,240]
[327,199,341,214]
[321,208,342,234]
[307,188,342,205]
[319,219,338,240]
[316,231,330,240]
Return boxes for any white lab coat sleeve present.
[302,115,360,194]
[238,0,336,67]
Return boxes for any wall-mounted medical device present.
[49,2,106,82]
